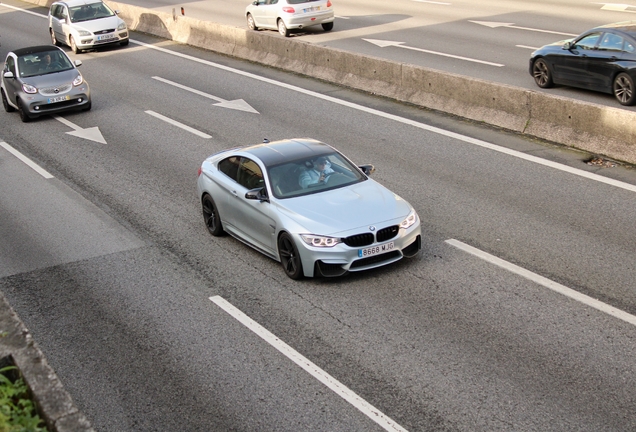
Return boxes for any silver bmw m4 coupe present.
[197,138,421,279]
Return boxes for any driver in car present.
[299,156,334,188]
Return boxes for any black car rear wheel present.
[532,59,553,88]
[613,73,636,106]
[322,22,333,31]
[1,89,15,113]
[202,194,224,236]
[278,232,303,279]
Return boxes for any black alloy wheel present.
[613,72,636,106]
[278,232,303,279]
[202,194,224,236]
[532,59,553,88]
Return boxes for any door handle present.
[231,190,238,197]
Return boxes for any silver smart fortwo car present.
[197,138,421,279]
[1,45,91,122]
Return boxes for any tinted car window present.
[598,33,624,51]
[237,158,264,189]
[4,57,16,75]
[573,33,602,50]
[218,156,240,181]
[625,41,636,53]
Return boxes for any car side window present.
[573,33,602,50]
[598,33,624,52]
[218,156,241,181]
[237,158,264,190]
[4,57,15,75]
[625,41,635,53]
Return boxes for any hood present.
[22,69,81,88]
[75,15,124,33]
[279,179,413,236]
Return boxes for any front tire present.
[70,36,81,54]
[247,13,258,31]
[202,194,224,236]
[120,39,129,46]
[532,58,553,88]
[17,99,31,122]
[613,72,636,106]
[278,232,303,279]
[1,89,15,112]
[277,19,289,37]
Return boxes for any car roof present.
[594,21,636,38]
[241,138,335,167]
[54,0,103,7]
[11,45,62,56]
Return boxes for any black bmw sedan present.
[529,21,636,106]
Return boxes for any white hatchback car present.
[48,0,129,53]
[246,0,334,37]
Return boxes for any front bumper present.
[22,88,90,117]
[75,31,128,50]
[295,221,422,278]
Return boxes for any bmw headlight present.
[22,83,37,94]
[72,74,84,86]
[399,209,418,230]
[300,234,341,248]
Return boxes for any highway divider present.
[56,1,634,165]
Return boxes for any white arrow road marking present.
[53,115,106,144]
[152,76,259,113]
[145,111,212,138]
[470,21,578,37]
[446,239,636,327]
[363,38,504,67]
[593,3,636,12]
[210,296,409,432]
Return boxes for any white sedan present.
[246,0,334,37]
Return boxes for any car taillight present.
[327,0,332,6]
[197,166,202,177]
[282,6,295,13]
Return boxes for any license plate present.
[303,6,320,12]
[358,242,394,258]
[97,34,115,41]
[47,95,70,104]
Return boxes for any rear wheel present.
[532,58,553,88]
[1,89,15,112]
[247,13,258,31]
[278,232,303,279]
[613,72,636,106]
[202,194,224,236]
[50,29,61,46]
[321,22,333,31]
[277,19,289,37]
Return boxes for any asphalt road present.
[119,0,636,110]
[1,1,636,431]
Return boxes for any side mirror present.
[3,71,14,79]
[74,59,83,67]
[245,187,269,202]
[563,41,573,50]
[358,164,375,176]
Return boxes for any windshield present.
[267,152,366,199]
[17,51,74,78]
[69,2,115,23]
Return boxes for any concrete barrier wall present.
[29,0,636,164]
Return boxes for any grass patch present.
[0,360,47,432]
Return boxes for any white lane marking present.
[517,45,540,50]
[0,141,53,179]
[413,0,451,4]
[594,3,636,12]
[363,39,504,67]
[131,40,636,194]
[0,2,46,18]
[152,76,259,113]
[145,111,212,138]
[470,21,578,37]
[209,295,408,432]
[445,239,636,327]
